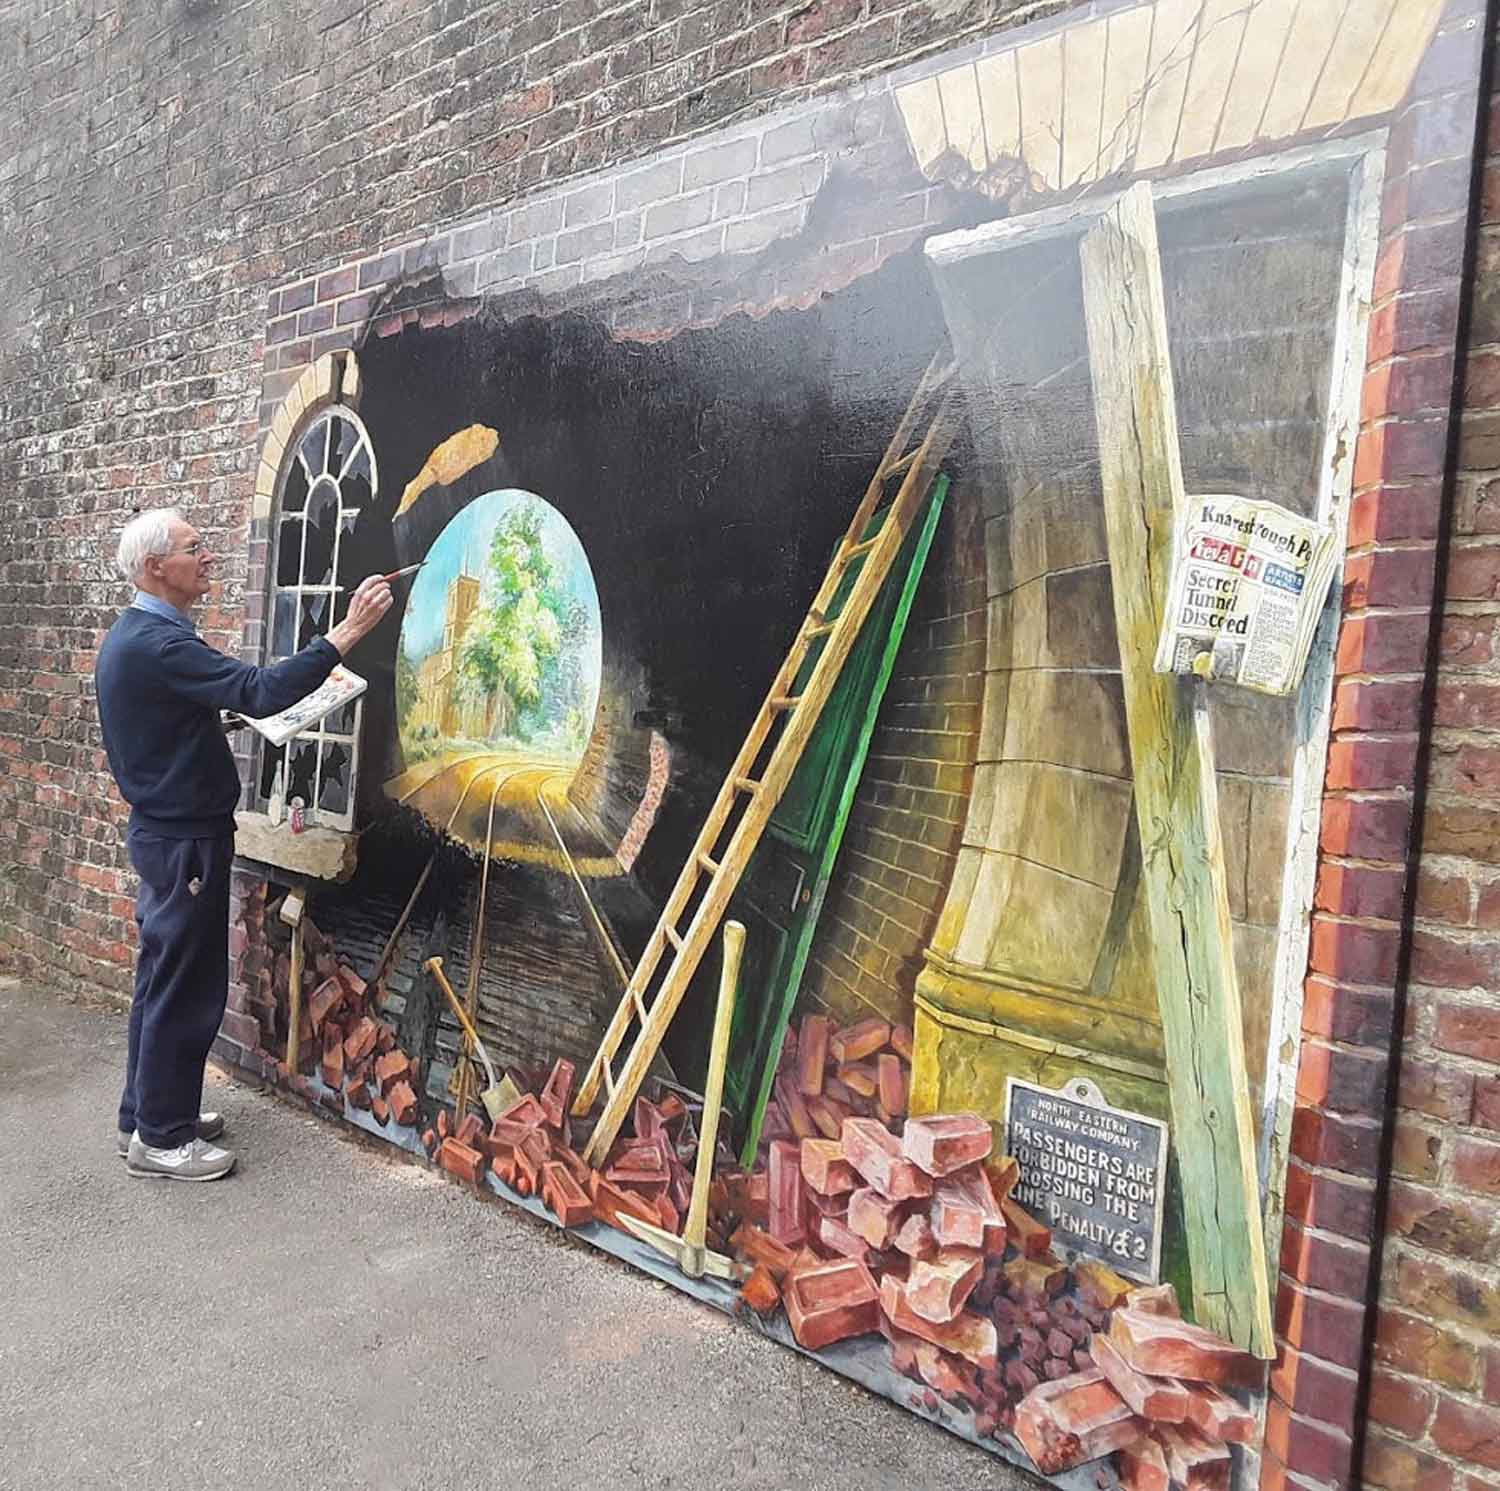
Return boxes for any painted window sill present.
[233,811,359,884]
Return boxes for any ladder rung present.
[631,986,649,1023]
[733,776,761,795]
[770,694,800,711]
[602,1061,616,1097]
[698,852,720,876]
[844,535,880,562]
[882,446,920,480]
[805,619,835,639]
[664,925,685,952]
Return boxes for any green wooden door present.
[665,473,951,1160]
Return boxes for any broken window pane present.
[317,742,350,815]
[281,458,309,515]
[299,422,329,479]
[331,414,357,476]
[324,698,357,735]
[271,590,298,658]
[277,516,303,588]
[298,592,329,648]
[258,741,285,802]
[286,739,317,806]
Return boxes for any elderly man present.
[96,507,392,1181]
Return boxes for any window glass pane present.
[271,590,298,657]
[258,741,285,801]
[317,742,350,815]
[342,444,371,489]
[305,483,337,587]
[331,415,357,475]
[276,516,303,588]
[281,458,309,515]
[286,739,317,806]
[332,588,350,628]
[298,593,329,648]
[299,421,329,479]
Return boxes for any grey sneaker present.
[126,1133,237,1182]
[116,1112,224,1157]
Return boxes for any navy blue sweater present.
[96,608,341,837]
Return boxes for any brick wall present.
[0,0,1040,998]
[801,474,987,1029]
[1363,22,1500,1489]
[2,3,1500,1490]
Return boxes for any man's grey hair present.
[116,508,185,583]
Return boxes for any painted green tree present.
[460,501,569,741]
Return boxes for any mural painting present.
[229,0,1485,1483]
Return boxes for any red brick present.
[1364,1428,1457,1491]
[1319,797,1414,862]
[879,1274,997,1368]
[1342,548,1437,611]
[1264,1398,1347,1483]
[1308,918,1404,986]
[1439,616,1494,664]
[1396,1254,1500,1341]
[784,1257,880,1350]
[1296,1038,1391,1112]
[1284,1160,1377,1239]
[1432,1396,1500,1471]
[1320,858,1410,918]
[1276,1281,1367,1370]
[1449,541,1500,601]
[1475,1075,1500,1131]
[1270,1342,1360,1425]
[1386,1180,1500,1261]
[1301,977,1396,1046]
[1424,801,1500,863]
[1411,931,1500,989]
[1485,1344,1500,1406]
[901,1113,992,1176]
[1337,612,1436,674]
[1453,1134,1500,1195]
[1375,1308,1480,1389]
[1290,1106,1383,1175]
[1392,1118,1443,1182]
[1333,678,1424,731]
[1416,869,1475,926]
[437,1138,485,1185]
[1348,483,1444,546]
[1326,736,1422,792]
[1429,743,1500,799]
[1479,883,1500,929]
[1369,1367,1437,1438]
[1436,1002,1500,1060]
[1435,683,1500,730]
[1279,1217,1372,1296]
[1397,1057,1477,1120]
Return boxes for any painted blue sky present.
[399,489,602,670]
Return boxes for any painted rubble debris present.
[261,921,1260,1483]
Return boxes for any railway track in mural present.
[373,750,636,1100]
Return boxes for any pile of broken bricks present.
[256,967,1264,1487]
[704,1016,1263,1486]
[265,915,423,1130]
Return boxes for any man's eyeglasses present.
[171,541,205,557]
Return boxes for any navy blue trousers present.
[118,829,235,1148]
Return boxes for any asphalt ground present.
[0,977,1039,1491]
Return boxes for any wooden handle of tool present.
[425,956,480,1046]
[285,916,305,1074]
[684,921,744,1258]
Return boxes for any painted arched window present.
[258,404,377,832]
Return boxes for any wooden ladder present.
[574,351,964,1164]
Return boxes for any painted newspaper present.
[1155,495,1339,697]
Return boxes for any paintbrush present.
[380,562,426,582]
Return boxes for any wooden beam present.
[1079,182,1273,1357]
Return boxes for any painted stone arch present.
[253,350,365,521]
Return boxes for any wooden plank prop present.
[1079,183,1273,1356]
